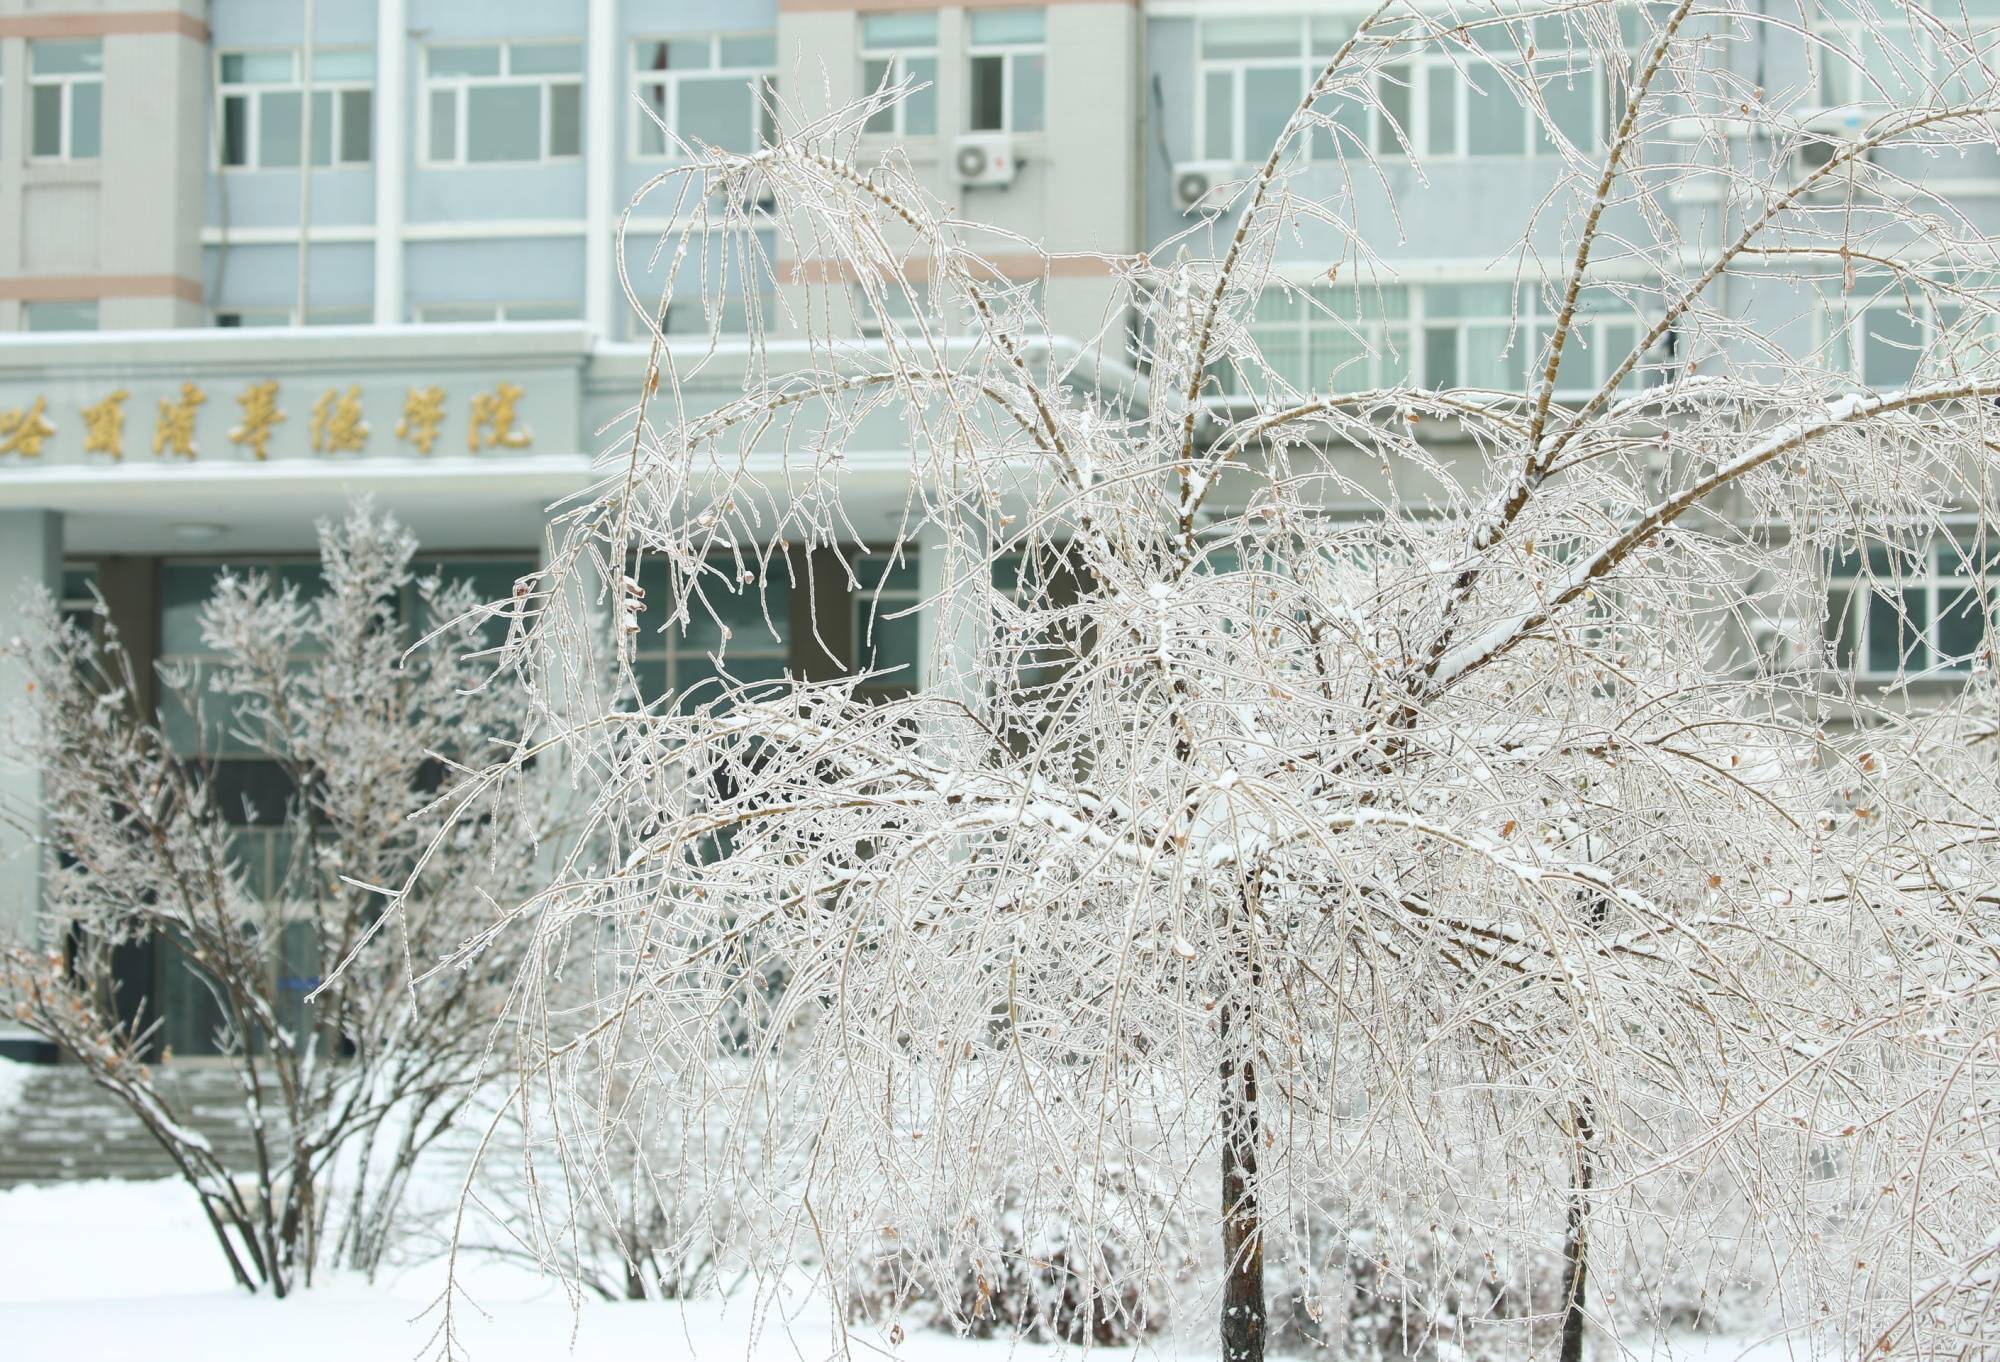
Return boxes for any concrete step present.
[0,1064,288,1189]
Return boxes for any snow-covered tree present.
[400,3,2000,1357]
[1,505,547,1296]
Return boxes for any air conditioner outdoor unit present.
[1172,160,1236,213]
[952,133,1019,188]
[1796,108,1881,194]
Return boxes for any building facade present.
[0,0,1995,1054]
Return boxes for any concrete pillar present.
[584,0,616,337]
[373,0,408,324]
[917,519,987,709]
[0,509,63,950]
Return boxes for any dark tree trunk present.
[1559,1098,1596,1362]
[1220,999,1264,1362]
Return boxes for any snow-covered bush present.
[1,504,548,1296]
[851,1160,1191,1346]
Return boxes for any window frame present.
[1194,15,1619,165]
[213,305,372,329]
[421,40,584,168]
[1807,8,1994,110]
[967,9,1046,134]
[215,46,376,171]
[630,33,778,161]
[1824,527,1997,678]
[413,301,584,324]
[29,38,104,163]
[628,553,792,710]
[861,13,940,139]
[1232,277,1648,399]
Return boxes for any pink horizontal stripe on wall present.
[0,11,208,41]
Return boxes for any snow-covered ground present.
[0,1173,1819,1362]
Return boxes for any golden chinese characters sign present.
[0,377,550,466]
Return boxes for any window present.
[424,41,582,165]
[634,34,776,157]
[1825,532,1996,676]
[213,305,371,328]
[1197,14,1621,164]
[218,49,374,169]
[30,40,102,161]
[1821,285,1993,389]
[1232,280,1646,398]
[862,13,938,137]
[1805,4,2000,109]
[630,556,790,710]
[60,564,101,643]
[415,301,582,324]
[23,301,99,332]
[968,8,1044,133]
[850,551,922,693]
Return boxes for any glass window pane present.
[1862,308,1923,387]
[863,13,938,47]
[31,84,63,157]
[310,89,333,166]
[1376,66,1410,154]
[312,49,374,81]
[719,34,776,68]
[1544,69,1597,149]
[428,88,457,160]
[24,301,98,332]
[1938,589,1987,667]
[863,57,896,133]
[666,39,713,71]
[1244,64,1302,158]
[635,41,671,73]
[339,89,373,162]
[860,57,892,131]
[1465,62,1526,156]
[1202,17,1298,59]
[548,82,582,156]
[510,42,582,75]
[70,82,102,159]
[429,44,501,78]
[1204,70,1235,159]
[1463,322,1518,389]
[260,89,303,167]
[636,82,668,155]
[1013,53,1044,132]
[161,565,225,655]
[1425,326,1459,388]
[1426,68,1457,155]
[467,84,541,162]
[971,9,1046,45]
[1824,588,1858,669]
[32,40,102,75]
[222,93,250,165]
[970,54,1005,130]
[906,56,937,134]
[224,51,294,84]
[678,77,754,152]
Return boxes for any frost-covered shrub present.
[852,1162,1191,1346]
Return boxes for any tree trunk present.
[1220,999,1264,1362]
[1559,1098,1596,1362]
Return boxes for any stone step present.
[0,1064,288,1190]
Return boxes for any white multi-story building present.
[0,0,1994,1055]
